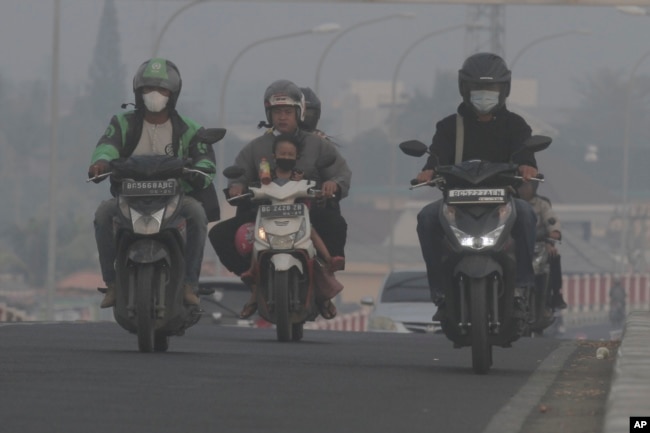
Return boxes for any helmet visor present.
[467,81,504,93]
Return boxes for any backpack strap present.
[455,114,464,164]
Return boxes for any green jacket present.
[90,110,220,221]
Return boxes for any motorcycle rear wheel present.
[470,277,492,374]
[136,264,156,353]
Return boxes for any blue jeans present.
[94,196,208,286]
[416,198,537,301]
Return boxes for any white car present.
[362,269,440,333]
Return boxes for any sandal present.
[240,300,258,319]
[239,289,258,319]
[318,299,337,320]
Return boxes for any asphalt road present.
[0,322,581,433]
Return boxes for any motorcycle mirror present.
[198,128,227,144]
[315,154,337,170]
[522,135,552,153]
[223,165,245,179]
[399,140,429,157]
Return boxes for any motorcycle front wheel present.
[135,264,156,353]
[470,277,492,374]
[273,269,298,342]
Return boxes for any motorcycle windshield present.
[110,155,185,181]
[437,160,518,188]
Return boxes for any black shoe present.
[431,292,445,322]
[432,306,445,322]
[552,293,568,310]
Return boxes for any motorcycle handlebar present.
[86,172,112,183]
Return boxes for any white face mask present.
[143,91,169,113]
[469,90,500,115]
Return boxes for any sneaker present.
[552,292,568,310]
[183,283,200,306]
[100,282,117,309]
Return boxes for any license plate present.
[259,204,304,218]
[447,188,507,204]
[121,179,177,196]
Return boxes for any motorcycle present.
[399,135,551,374]
[527,222,558,336]
[223,156,343,342]
[89,128,225,352]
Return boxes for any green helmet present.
[132,58,182,109]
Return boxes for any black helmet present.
[133,58,182,109]
[458,52,511,115]
[263,79,305,124]
[300,87,321,131]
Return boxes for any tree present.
[82,0,126,125]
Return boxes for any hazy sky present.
[2,1,649,124]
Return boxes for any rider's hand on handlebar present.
[517,165,538,182]
[321,180,338,198]
[88,160,110,183]
[416,169,435,184]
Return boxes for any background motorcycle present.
[89,128,225,352]
[223,155,341,342]
[527,219,558,336]
[400,135,551,374]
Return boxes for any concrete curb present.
[603,310,650,433]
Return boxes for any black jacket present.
[423,103,536,170]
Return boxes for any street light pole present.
[152,0,208,57]
[313,12,415,95]
[618,49,650,272]
[387,24,466,269]
[508,29,590,70]
[46,0,61,320]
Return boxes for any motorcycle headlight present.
[445,202,512,250]
[268,233,297,250]
[256,220,306,250]
[131,208,164,234]
[450,224,506,250]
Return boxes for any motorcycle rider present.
[208,79,351,318]
[517,177,568,310]
[237,133,342,319]
[300,86,334,141]
[414,52,539,320]
[88,58,219,308]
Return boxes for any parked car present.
[361,269,439,333]
[197,276,268,327]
